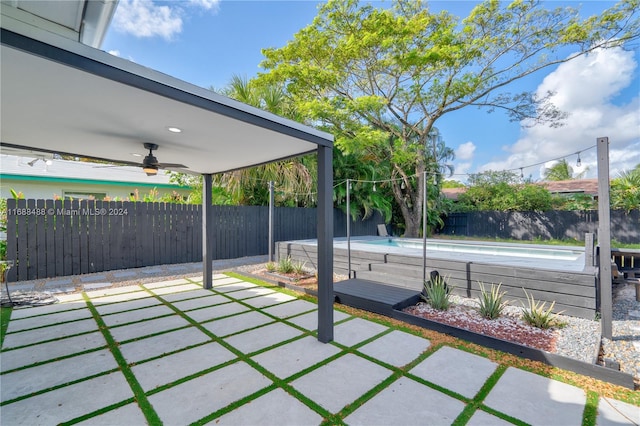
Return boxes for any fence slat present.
[7,201,384,281]
[45,199,56,277]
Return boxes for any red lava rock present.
[403,302,557,352]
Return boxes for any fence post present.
[268,181,274,262]
[597,137,612,339]
[584,233,595,269]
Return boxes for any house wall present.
[0,177,191,201]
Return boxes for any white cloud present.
[189,0,220,11]
[112,0,220,40]
[456,141,476,161]
[479,47,640,180]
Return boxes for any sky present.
[102,0,640,183]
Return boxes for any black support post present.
[317,145,334,343]
[202,174,213,289]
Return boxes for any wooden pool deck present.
[333,278,420,316]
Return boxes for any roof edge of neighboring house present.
[441,178,601,201]
[0,173,192,190]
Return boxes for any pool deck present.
[2,273,638,425]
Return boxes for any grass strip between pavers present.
[80,294,162,425]
[0,306,12,347]
[582,391,599,426]
[142,283,339,424]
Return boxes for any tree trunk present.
[391,166,424,238]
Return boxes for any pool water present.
[363,238,583,261]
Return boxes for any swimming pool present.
[276,236,598,319]
[361,238,584,262]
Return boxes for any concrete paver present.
[202,310,275,337]
[1,331,107,371]
[2,318,98,349]
[222,286,276,300]
[290,353,392,414]
[6,306,92,332]
[1,349,117,402]
[93,296,161,315]
[262,299,318,318]
[333,317,389,347]
[466,409,515,426]
[109,314,191,342]
[118,326,211,364]
[211,387,324,426]
[596,397,640,426]
[410,346,498,398]
[0,372,133,425]
[148,361,272,425]
[344,376,466,425]
[483,367,587,426]
[357,330,431,367]
[10,300,86,319]
[75,402,147,426]
[184,301,250,323]
[101,304,175,327]
[285,309,351,331]
[149,283,202,295]
[170,293,230,310]
[242,291,297,308]
[159,288,219,303]
[224,321,304,354]
[131,342,237,391]
[251,335,341,379]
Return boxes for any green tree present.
[610,164,640,212]
[259,0,639,236]
[543,159,587,181]
[457,170,552,211]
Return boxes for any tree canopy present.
[259,0,639,236]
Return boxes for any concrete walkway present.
[1,274,638,425]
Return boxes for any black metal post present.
[317,145,334,343]
[202,174,213,289]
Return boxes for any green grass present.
[0,307,11,347]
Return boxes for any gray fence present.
[5,199,382,281]
[441,210,639,244]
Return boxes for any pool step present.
[353,270,423,291]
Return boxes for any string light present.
[576,152,582,167]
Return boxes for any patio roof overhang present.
[0,25,332,175]
[1,13,335,342]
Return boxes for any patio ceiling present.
[0,25,332,176]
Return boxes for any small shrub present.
[277,256,294,274]
[520,289,563,329]
[265,262,277,272]
[292,260,307,275]
[421,275,451,311]
[477,282,508,320]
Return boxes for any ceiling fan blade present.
[158,163,188,168]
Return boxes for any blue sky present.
[102,0,640,182]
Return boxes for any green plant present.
[421,275,451,311]
[520,289,563,329]
[277,256,294,274]
[265,262,277,272]
[292,260,307,275]
[476,282,508,320]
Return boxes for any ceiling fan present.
[140,143,187,176]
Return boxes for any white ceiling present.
[1,11,332,177]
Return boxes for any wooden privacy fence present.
[5,199,381,282]
[441,210,640,244]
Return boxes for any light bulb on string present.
[520,168,524,179]
[401,181,405,190]
[576,152,581,167]
[372,182,377,192]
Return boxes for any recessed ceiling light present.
[167,126,182,133]
[131,153,143,157]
